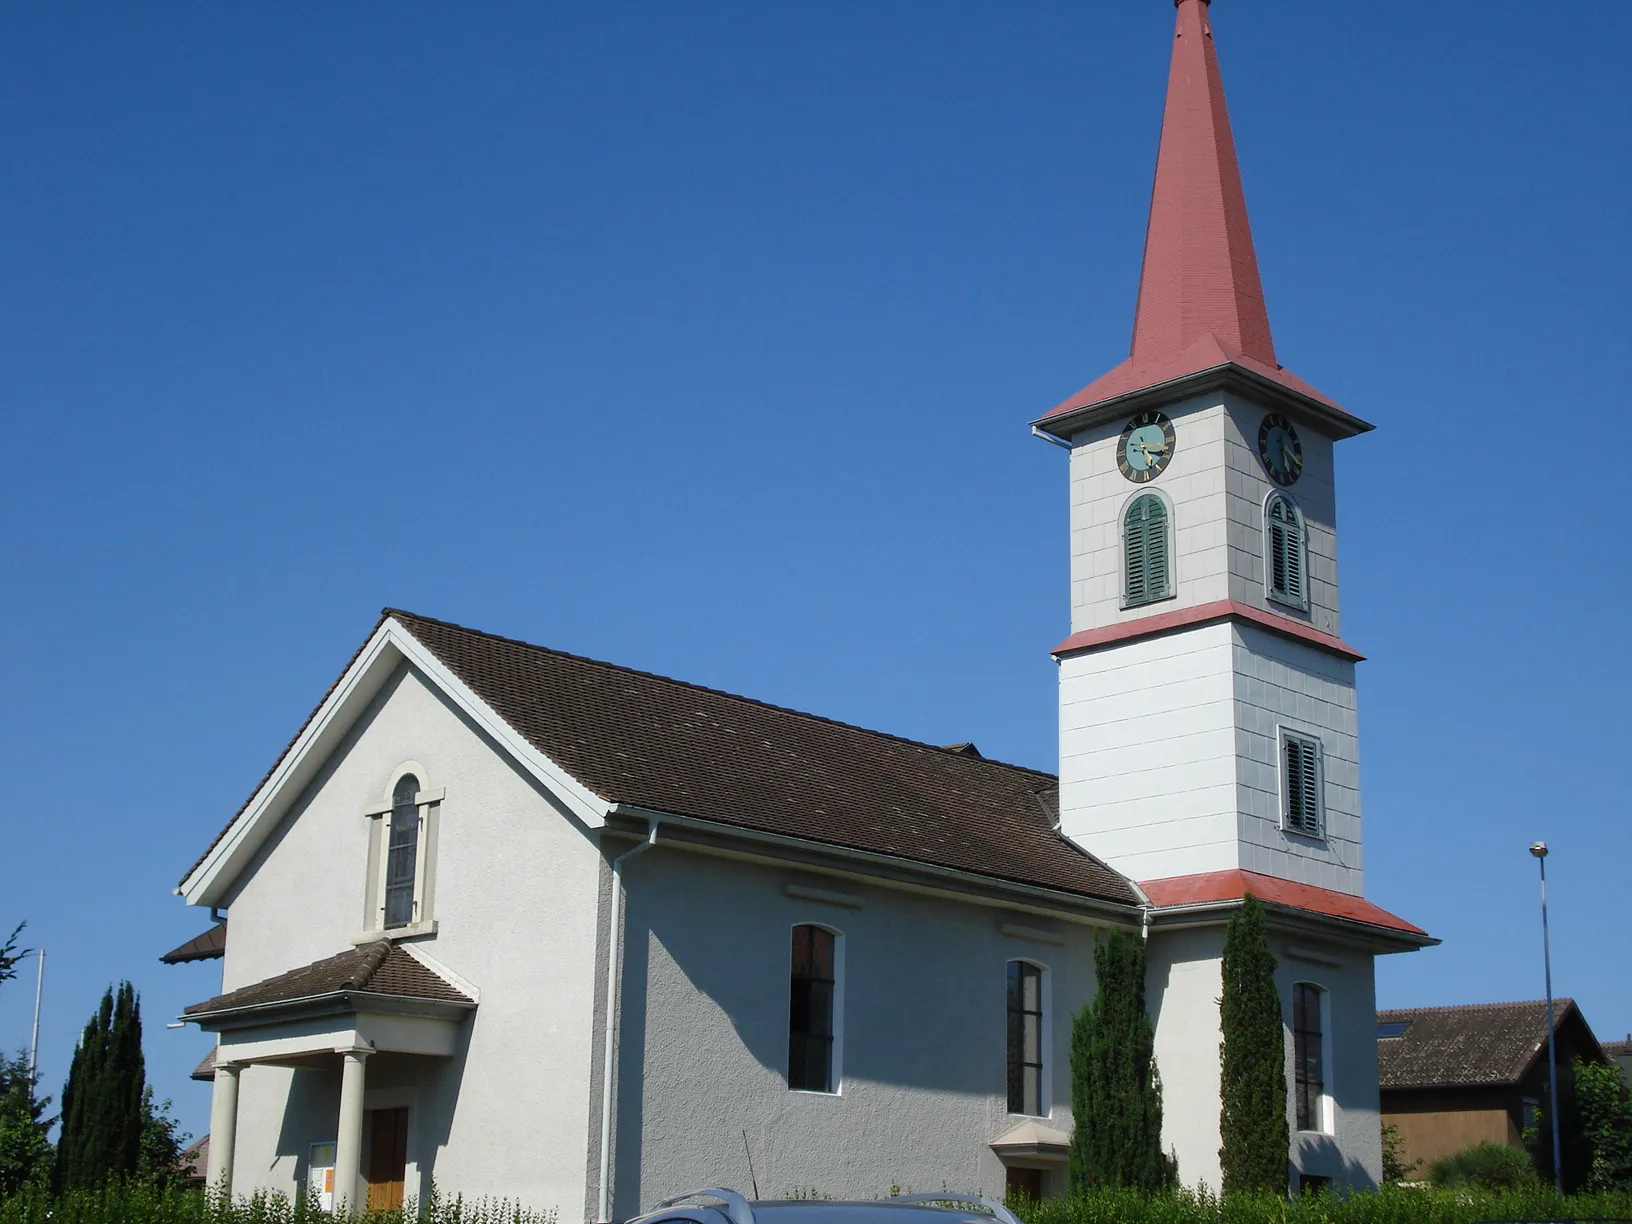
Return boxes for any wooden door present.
[366,1108,409,1211]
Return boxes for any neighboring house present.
[1377,1000,1607,1174]
[1605,1038,1631,1087]
[171,3,1436,1218]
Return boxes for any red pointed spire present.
[1131,0,1274,368]
[1039,0,1360,431]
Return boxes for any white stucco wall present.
[1058,622,1241,882]
[212,662,605,1216]
[1147,924,1382,1192]
[612,847,1105,1215]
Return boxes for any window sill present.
[1280,825,1328,845]
[351,920,438,946]
[1121,592,1178,612]
[787,1087,843,1098]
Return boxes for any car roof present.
[632,1201,1006,1224]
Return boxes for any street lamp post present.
[1530,842,1562,1194]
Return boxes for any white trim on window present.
[1291,980,1334,1135]
[1006,958,1053,1119]
[1277,727,1325,840]
[787,922,845,1096]
[365,764,440,936]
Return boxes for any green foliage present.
[1575,1058,1632,1192]
[0,927,24,994]
[136,1089,190,1190]
[55,983,146,1190]
[1380,1123,1419,1184]
[0,1052,52,1194]
[1005,1183,1632,1224]
[1068,930,1175,1192]
[1426,1141,1539,1190]
[1217,895,1287,1196]
[0,1180,559,1224]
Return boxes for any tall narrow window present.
[1293,983,1328,1132]
[1282,732,1324,837]
[1124,495,1171,606]
[788,925,836,1093]
[383,775,421,929]
[1266,493,1307,609]
[1006,962,1044,1115]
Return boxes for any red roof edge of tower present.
[1035,0,1370,441]
[1141,869,1435,944]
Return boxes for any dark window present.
[1293,982,1326,1131]
[1376,1020,1409,1039]
[788,925,836,1092]
[1124,495,1171,605]
[1007,962,1043,1115]
[1298,1174,1331,1196]
[1266,494,1307,608]
[384,775,420,929]
[1283,733,1323,837]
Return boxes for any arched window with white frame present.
[1292,981,1332,1133]
[1124,494,1172,606]
[367,764,442,935]
[1265,492,1308,610]
[1006,960,1050,1117]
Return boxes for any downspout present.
[597,820,659,1224]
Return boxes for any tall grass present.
[0,1182,558,1224]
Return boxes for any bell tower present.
[1034,0,1374,897]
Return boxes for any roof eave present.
[606,804,1145,922]
[1031,362,1374,445]
[1147,895,1438,953]
[183,988,475,1031]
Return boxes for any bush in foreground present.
[1426,1140,1540,1190]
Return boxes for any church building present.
[174,1,1433,1215]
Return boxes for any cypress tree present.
[56,982,146,1189]
[1069,928,1175,1192]
[1218,894,1289,1195]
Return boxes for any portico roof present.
[185,939,473,1023]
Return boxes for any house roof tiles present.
[184,941,471,1018]
[1376,999,1591,1089]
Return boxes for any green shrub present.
[1426,1141,1539,1190]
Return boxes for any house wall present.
[214,662,605,1216]
[1380,1086,1518,1173]
[611,845,1105,1216]
[1146,925,1382,1192]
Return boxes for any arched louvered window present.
[1266,493,1307,609]
[1124,494,1171,606]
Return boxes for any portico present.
[186,940,475,1209]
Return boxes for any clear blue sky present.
[2,1,1627,1142]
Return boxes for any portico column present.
[333,1049,371,1211]
[206,1062,241,1196]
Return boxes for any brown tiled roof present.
[191,1047,217,1081]
[1604,1039,1630,1059]
[185,941,472,1017]
[382,609,1137,905]
[161,923,227,964]
[1377,999,1590,1088]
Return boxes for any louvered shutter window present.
[1267,494,1307,609]
[1283,733,1323,836]
[1124,495,1171,605]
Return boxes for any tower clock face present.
[1117,411,1176,483]
[1258,413,1303,486]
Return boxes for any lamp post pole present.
[1530,842,1562,1194]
